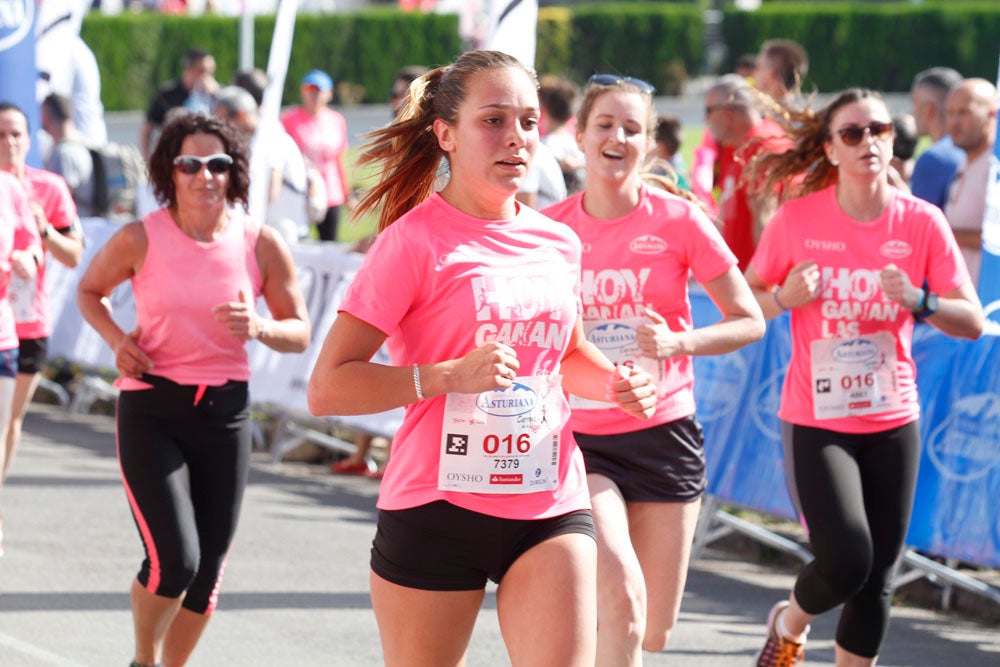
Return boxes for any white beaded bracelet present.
[412,364,424,401]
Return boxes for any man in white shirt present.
[214,86,309,243]
[943,78,999,285]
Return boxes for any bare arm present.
[880,264,984,340]
[214,226,310,353]
[75,222,152,378]
[952,229,982,252]
[34,203,84,268]
[636,266,765,360]
[559,318,657,420]
[307,312,522,417]
[745,260,822,321]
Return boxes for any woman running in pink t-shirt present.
[307,50,658,667]
[744,89,984,667]
[542,75,765,666]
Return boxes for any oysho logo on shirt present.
[804,239,847,253]
[879,240,913,259]
[629,235,668,254]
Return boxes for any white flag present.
[483,0,537,70]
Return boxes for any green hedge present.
[565,3,704,95]
[723,3,1000,92]
[82,3,1000,112]
[81,9,461,111]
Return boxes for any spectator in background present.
[40,94,98,217]
[909,67,965,209]
[231,68,270,107]
[943,78,999,285]
[734,53,758,80]
[281,70,354,242]
[0,103,83,554]
[67,36,110,147]
[215,86,309,243]
[645,115,691,192]
[140,49,220,159]
[754,38,810,111]
[539,75,586,194]
[389,65,430,118]
[705,75,792,271]
[889,113,919,192]
[517,141,567,210]
[689,48,778,220]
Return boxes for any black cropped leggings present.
[116,375,251,615]
[782,421,921,658]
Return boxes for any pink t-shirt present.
[118,208,263,389]
[281,106,348,207]
[15,167,78,339]
[0,172,39,350]
[340,193,590,520]
[544,185,736,435]
[751,186,970,433]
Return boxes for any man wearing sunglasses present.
[140,49,220,160]
[704,75,793,271]
[943,77,999,287]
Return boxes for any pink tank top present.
[120,208,263,388]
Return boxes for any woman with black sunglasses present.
[542,75,765,665]
[744,89,983,667]
[76,112,310,667]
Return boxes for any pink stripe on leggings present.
[115,405,161,593]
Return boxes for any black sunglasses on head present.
[835,122,893,147]
[588,74,655,95]
[173,154,234,175]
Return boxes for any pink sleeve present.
[750,204,793,285]
[48,176,79,231]
[687,205,738,284]
[339,226,420,335]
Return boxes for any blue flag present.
[0,0,41,167]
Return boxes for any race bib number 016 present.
[811,331,902,420]
[439,374,565,494]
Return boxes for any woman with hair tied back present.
[743,88,983,667]
[543,74,765,666]
[307,50,658,667]
[77,112,310,667]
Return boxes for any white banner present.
[483,0,537,69]
[46,218,404,436]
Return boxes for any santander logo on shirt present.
[629,235,669,254]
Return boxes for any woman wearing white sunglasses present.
[77,112,310,667]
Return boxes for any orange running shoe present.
[754,601,805,666]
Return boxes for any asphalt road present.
[1,403,998,666]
